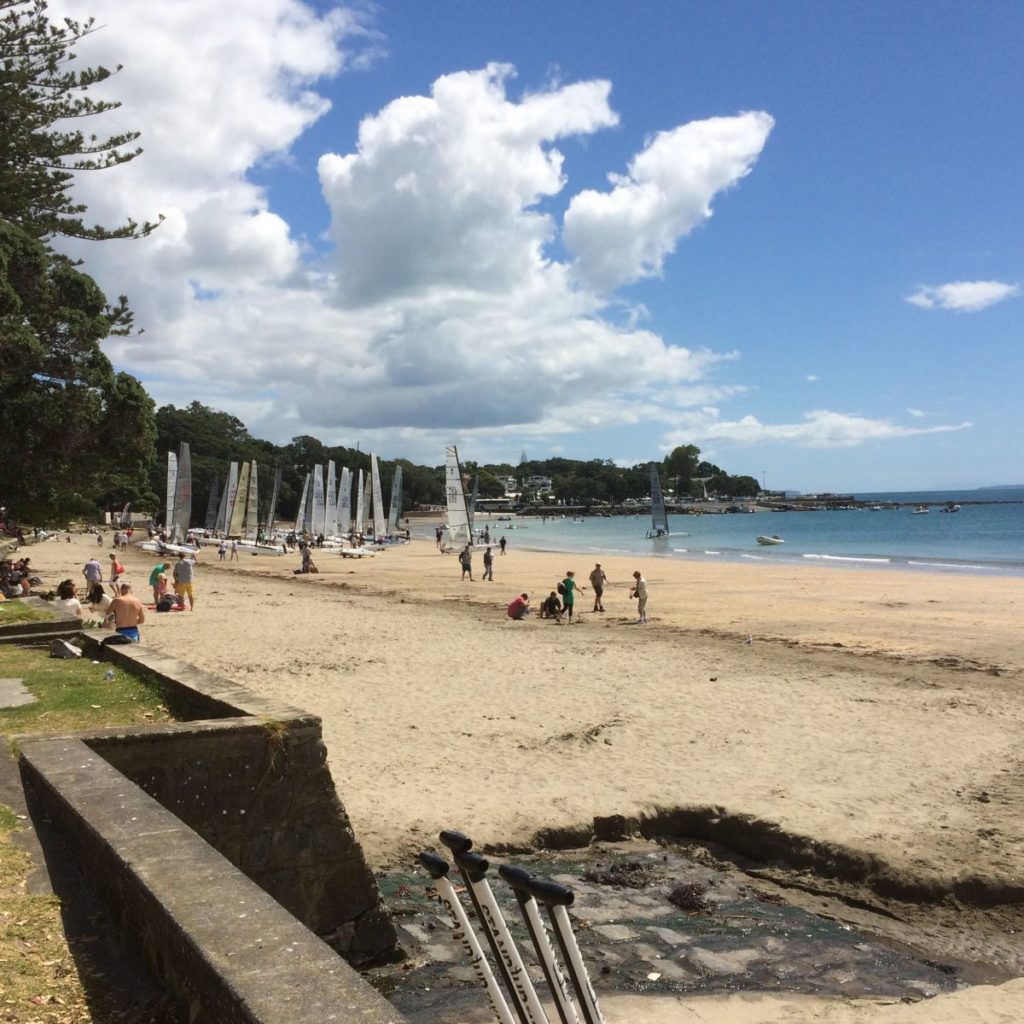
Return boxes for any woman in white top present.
[86,581,112,616]
[55,579,84,619]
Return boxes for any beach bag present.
[557,581,566,595]
[49,639,82,659]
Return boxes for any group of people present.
[0,556,40,599]
[506,563,649,624]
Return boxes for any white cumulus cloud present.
[563,112,774,291]
[906,280,1019,312]
[664,410,972,449]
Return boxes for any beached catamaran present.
[443,445,474,550]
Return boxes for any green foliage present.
[0,222,156,522]
[0,0,160,241]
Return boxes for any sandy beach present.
[18,532,1024,1022]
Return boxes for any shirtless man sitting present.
[104,583,146,642]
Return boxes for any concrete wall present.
[17,639,406,1023]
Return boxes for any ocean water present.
[451,488,1024,577]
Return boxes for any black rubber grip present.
[453,849,490,881]
[418,851,450,879]
[498,864,534,891]
[524,875,575,907]
[439,829,474,854]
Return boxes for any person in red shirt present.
[506,593,530,620]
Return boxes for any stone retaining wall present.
[17,638,406,1023]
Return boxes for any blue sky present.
[53,0,1021,490]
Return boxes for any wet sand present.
[21,533,1024,1022]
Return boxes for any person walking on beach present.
[82,556,102,589]
[172,552,196,610]
[108,552,126,597]
[499,536,507,555]
[630,570,648,623]
[459,544,473,581]
[435,526,443,549]
[482,546,494,581]
[559,570,584,624]
[218,539,227,561]
[104,583,146,642]
[230,540,239,561]
[589,562,608,612]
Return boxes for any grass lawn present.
[0,644,178,1022]
[0,600,59,626]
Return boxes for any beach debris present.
[745,635,753,645]
[668,881,712,913]
[582,860,656,888]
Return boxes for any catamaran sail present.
[266,465,282,536]
[119,502,131,527]
[325,461,338,537]
[204,477,220,531]
[244,460,259,539]
[647,465,670,538]
[171,443,192,543]
[370,454,385,540]
[229,461,250,537]
[355,469,365,534]
[444,446,473,548]
[295,472,310,534]
[311,464,326,537]
[468,472,479,526]
[338,467,352,536]
[220,462,239,535]
[387,466,403,536]
[165,451,177,532]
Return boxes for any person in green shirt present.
[560,570,585,624]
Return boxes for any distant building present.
[499,476,518,496]
[524,475,553,494]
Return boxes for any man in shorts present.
[172,552,196,610]
[104,583,146,642]
[589,563,607,612]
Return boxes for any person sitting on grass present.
[55,579,84,619]
[506,593,530,620]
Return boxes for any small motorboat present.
[756,534,784,546]
[912,505,930,514]
[941,503,961,513]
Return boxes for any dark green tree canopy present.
[0,0,160,240]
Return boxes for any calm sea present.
[433,487,1024,578]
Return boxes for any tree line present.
[0,1,760,528]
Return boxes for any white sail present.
[325,461,338,536]
[338,468,352,536]
[165,451,177,531]
[244,460,259,539]
[370,454,385,540]
[267,465,283,535]
[171,443,192,543]
[648,465,670,537]
[387,466,403,536]
[363,474,373,534]
[295,472,310,534]
[444,446,472,547]
[229,460,250,537]
[355,469,365,533]
[311,464,326,537]
[221,462,240,534]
